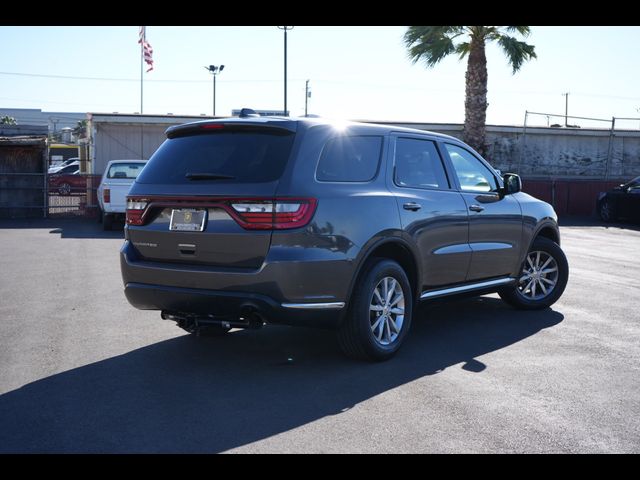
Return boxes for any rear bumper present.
[102,205,127,214]
[124,282,344,329]
[120,240,351,328]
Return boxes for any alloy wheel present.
[517,250,559,301]
[369,276,405,346]
[59,183,71,195]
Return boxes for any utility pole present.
[305,79,311,117]
[277,26,294,116]
[562,92,569,127]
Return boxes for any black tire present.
[598,199,615,222]
[499,237,569,310]
[338,258,413,361]
[102,212,113,231]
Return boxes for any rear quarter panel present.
[271,124,402,302]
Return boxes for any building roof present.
[0,124,48,137]
[87,112,215,125]
[0,108,84,129]
[0,135,47,146]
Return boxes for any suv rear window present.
[316,136,382,182]
[136,131,295,184]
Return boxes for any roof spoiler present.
[166,120,296,138]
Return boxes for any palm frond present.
[454,42,470,59]
[497,35,537,73]
[404,26,466,66]
[504,26,531,36]
[477,26,497,38]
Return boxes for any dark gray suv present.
[121,114,568,361]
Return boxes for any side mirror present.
[502,173,522,195]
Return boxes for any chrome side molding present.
[420,277,514,300]
[282,302,345,310]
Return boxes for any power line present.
[572,91,640,102]
[0,95,215,112]
[0,71,283,84]
[0,96,136,108]
[3,70,640,102]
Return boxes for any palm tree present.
[1,115,17,125]
[404,26,536,157]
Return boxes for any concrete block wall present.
[380,121,640,180]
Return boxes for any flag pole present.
[140,26,144,159]
[140,28,144,114]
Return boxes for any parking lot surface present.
[0,218,639,453]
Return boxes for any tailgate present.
[125,124,297,269]
[127,200,273,269]
[106,181,134,210]
[127,183,282,269]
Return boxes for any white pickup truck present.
[97,160,147,230]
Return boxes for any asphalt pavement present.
[0,217,638,453]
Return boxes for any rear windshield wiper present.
[185,172,236,180]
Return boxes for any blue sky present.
[1,26,639,128]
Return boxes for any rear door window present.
[316,136,382,182]
[136,131,295,184]
[394,137,449,190]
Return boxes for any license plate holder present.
[169,209,207,232]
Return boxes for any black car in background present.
[597,176,640,223]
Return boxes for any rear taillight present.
[123,197,316,229]
[229,198,317,230]
[126,198,148,225]
[103,188,110,203]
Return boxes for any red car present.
[48,162,86,195]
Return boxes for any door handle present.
[403,202,422,211]
[469,204,485,212]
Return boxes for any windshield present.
[626,176,640,188]
[136,131,295,184]
[107,162,146,179]
[55,163,79,174]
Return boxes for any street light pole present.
[205,65,225,117]
[305,79,311,117]
[277,26,293,116]
[563,92,569,127]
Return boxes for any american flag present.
[139,26,154,73]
